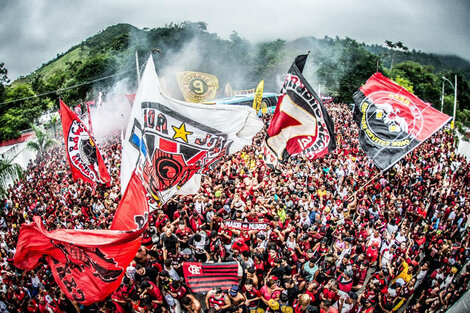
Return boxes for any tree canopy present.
[1,23,470,141]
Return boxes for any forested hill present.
[1,22,470,141]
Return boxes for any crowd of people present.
[0,102,469,313]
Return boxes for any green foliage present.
[392,75,414,93]
[27,124,56,157]
[0,63,9,104]
[0,158,23,197]
[332,38,381,103]
[0,83,44,141]
[44,113,61,138]
[2,22,470,143]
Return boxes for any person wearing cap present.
[180,248,196,262]
[206,288,231,313]
[228,285,246,313]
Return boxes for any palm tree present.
[45,113,61,138]
[27,124,57,160]
[0,158,23,197]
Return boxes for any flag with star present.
[121,55,263,208]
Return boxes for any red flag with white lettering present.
[14,173,149,305]
[59,99,111,186]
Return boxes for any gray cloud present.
[1,0,469,81]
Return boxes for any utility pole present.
[440,81,444,112]
[453,74,458,129]
[135,50,141,84]
[442,75,458,129]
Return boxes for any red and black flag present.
[265,54,336,163]
[60,99,111,186]
[14,173,149,305]
[353,73,451,171]
[182,262,239,293]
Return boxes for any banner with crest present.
[122,56,263,208]
[176,71,219,103]
[59,99,111,186]
[353,73,451,170]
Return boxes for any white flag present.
[121,56,263,207]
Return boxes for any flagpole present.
[135,50,141,83]
[86,101,93,133]
[347,170,384,202]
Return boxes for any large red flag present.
[59,99,111,186]
[14,173,148,305]
[353,73,451,170]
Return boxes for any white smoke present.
[88,78,134,140]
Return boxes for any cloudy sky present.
[1,0,469,81]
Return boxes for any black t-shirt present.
[136,267,159,283]
[287,285,300,303]
[163,234,179,254]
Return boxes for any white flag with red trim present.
[121,55,262,207]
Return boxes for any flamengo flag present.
[353,73,451,171]
[183,262,239,293]
[265,54,336,162]
[121,56,263,207]
[14,173,149,305]
[60,99,111,186]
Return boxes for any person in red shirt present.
[140,280,163,310]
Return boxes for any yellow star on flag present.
[172,123,192,143]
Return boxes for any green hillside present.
[1,22,470,141]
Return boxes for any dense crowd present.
[0,103,469,313]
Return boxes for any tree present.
[385,40,409,71]
[0,62,9,104]
[27,124,56,161]
[336,38,381,103]
[44,113,61,138]
[390,62,440,107]
[0,158,22,197]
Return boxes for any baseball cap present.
[181,248,192,255]
[229,285,239,296]
[348,292,358,301]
